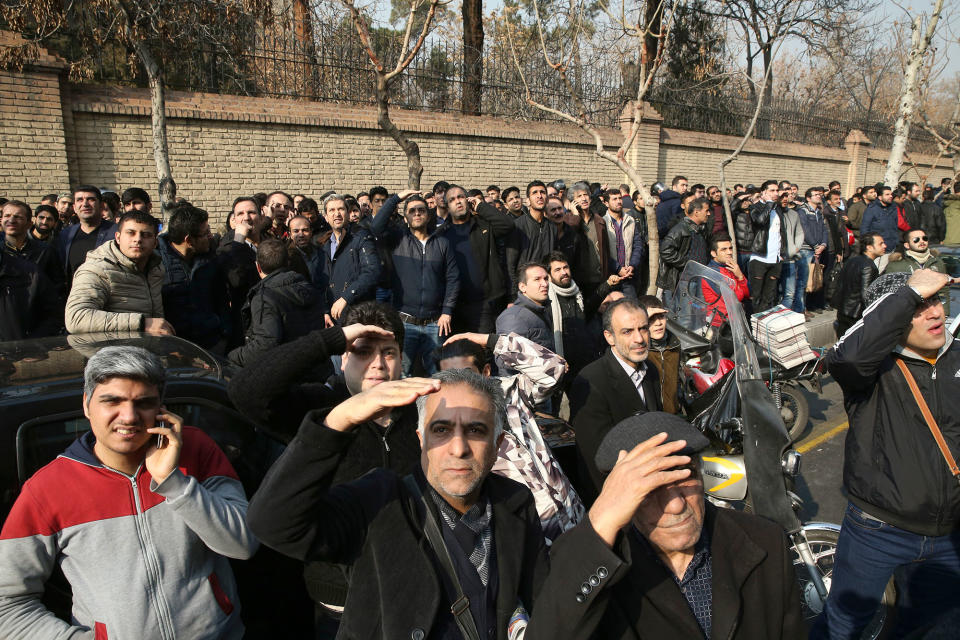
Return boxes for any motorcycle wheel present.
[781,385,810,442]
[793,527,896,639]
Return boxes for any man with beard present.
[32,204,59,242]
[57,186,116,289]
[288,214,325,288]
[319,193,381,325]
[885,227,950,314]
[602,188,644,297]
[218,196,266,348]
[545,251,618,378]
[846,185,875,241]
[545,195,583,269]
[370,190,459,375]
[228,304,421,637]
[2,200,64,297]
[495,262,554,376]
[570,181,611,301]
[569,298,662,499]
[55,193,74,226]
[439,184,515,333]
[157,205,229,350]
[509,181,556,277]
[706,185,726,237]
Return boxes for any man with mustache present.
[814,269,960,639]
[369,189,460,376]
[57,186,116,289]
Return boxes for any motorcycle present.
[679,311,826,443]
[669,262,894,638]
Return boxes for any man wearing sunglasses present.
[885,228,951,316]
[369,189,459,375]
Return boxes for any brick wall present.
[0,33,71,205]
[1,40,955,226]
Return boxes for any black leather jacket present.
[833,254,878,319]
[656,217,703,291]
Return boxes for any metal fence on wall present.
[82,20,942,155]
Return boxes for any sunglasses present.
[910,236,928,242]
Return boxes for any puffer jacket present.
[495,294,554,374]
[828,286,960,536]
[733,201,756,253]
[157,235,230,348]
[227,269,327,367]
[65,240,164,334]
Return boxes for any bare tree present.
[884,0,946,187]
[462,0,483,115]
[1,0,268,221]
[505,0,679,293]
[340,0,445,188]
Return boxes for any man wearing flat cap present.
[548,412,805,639]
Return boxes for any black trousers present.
[748,260,782,312]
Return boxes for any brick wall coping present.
[66,83,627,147]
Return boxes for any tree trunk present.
[376,77,423,189]
[461,0,483,115]
[885,0,945,187]
[134,41,177,222]
[640,0,663,86]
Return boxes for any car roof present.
[0,333,228,403]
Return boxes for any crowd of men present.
[0,173,958,639]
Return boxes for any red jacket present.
[703,260,750,326]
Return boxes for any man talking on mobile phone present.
[0,346,258,639]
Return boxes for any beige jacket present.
[65,240,164,334]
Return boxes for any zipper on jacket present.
[104,468,177,640]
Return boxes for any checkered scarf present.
[430,489,493,586]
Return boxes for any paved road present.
[791,374,848,525]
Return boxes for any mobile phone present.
[156,420,166,448]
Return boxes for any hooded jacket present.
[0,427,257,640]
[828,286,960,536]
[65,239,164,334]
[227,269,327,367]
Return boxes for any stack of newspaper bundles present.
[751,305,818,369]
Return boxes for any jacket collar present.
[61,431,107,468]
[91,239,161,273]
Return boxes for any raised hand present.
[324,378,441,432]
[145,407,183,484]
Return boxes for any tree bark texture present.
[133,40,177,221]
[461,0,483,115]
[884,0,944,187]
[377,77,423,189]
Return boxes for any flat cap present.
[595,412,709,473]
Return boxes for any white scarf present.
[548,280,583,357]
[906,249,931,266]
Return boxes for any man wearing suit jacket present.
[247,369,631,640]
[569,297,662,501]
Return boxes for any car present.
[0,332,312,637]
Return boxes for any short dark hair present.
[602,297,645,333]
[516,261,547,285]
[761,180,779,192]
[635,294,664,313]
[266,190,293,205]
[121,187,151,205]
[903,228,927,244]
[545,250,569,267]
[2,200,31,217]
[710,233,733,252]
[892,188,905,198]
[487,185,501,193]
[860,232,883,253]
[166,205,209,244]
[828,181,841,189]
[502,186,520,201]
[526,180,546,197]
[433,180,451,194]
[433,337,488,370]
[601,188,620,202]
[118,210,159,234]
[231,196,260,216]
[686,197,709,214]
[734,183,744,190]
[804,187,823,201]
[256,238,289,274]
[73,185,101,201]
[101,192,121,216]
[297,197,319,214]
[467,188,483,199]
[40,193,57,203]
[342,301,404,350]
[691,183,705,192]
[878,185,892,196]
[444,184,466,202]
[34,204,57,217]
[779,180,792,190]
[369,186,389,200]
[671,175,688,187]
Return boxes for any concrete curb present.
[805,309,838,350]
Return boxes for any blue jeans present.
[783,250,811,313]
[402,321,440,377]
[811,502,960,639]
